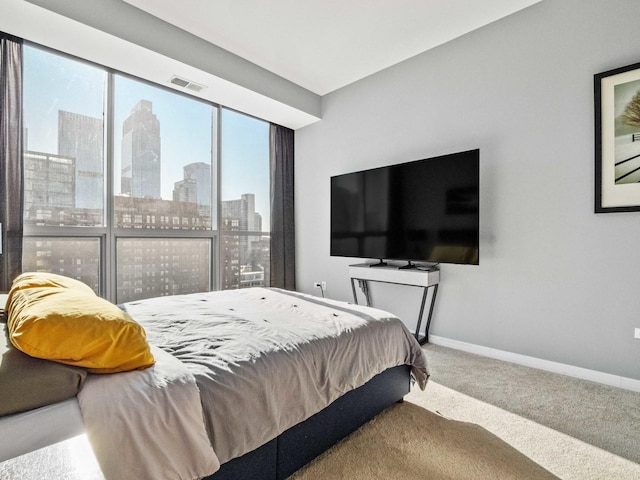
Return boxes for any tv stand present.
[348,263,439,344]
[398,261,417,270]
[368,260,388,267]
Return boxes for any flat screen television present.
[330,149,479,267]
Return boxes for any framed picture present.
[595,61,640,213]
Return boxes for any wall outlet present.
[321,281,327,290]
[634,328,640,339]
[313,281,327,290]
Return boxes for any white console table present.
[349,263,439,344]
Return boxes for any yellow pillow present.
[7,283,155,374]
[9,271,96,295]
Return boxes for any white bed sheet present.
[0,397,85,462]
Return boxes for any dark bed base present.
[206,364,411,480]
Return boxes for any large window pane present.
[23,46,106,227]
[113,76,217,230]
[22,237,101,293]
[21,45,273,302]
[221,109,270,290]
[221,233,270,290]
[116,238,211,303]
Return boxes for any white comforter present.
[77,346,220,480]
[78,288,429,479]
[123,288,429,464]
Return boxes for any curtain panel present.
[0,33,23,292]
[269,124,295,290]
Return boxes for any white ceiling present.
[3,0,542,128]
[123,0,542,96]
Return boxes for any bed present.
[1,273,429,479]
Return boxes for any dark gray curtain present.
[0,33,23,292]
[269,123,295,290]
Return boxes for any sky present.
[23,44,271,229]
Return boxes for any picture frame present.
[595,61,640,213]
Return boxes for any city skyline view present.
[23,44,271,229]
[21,44,272,300]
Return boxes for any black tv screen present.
[330,149,479,265]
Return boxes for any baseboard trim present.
[428,335,640,394]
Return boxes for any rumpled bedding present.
[121,287,429,465]
[77,345,219,480]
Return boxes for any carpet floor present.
[292,344,640,479]
[291,400,558,480]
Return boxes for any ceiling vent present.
[169,75,206,93]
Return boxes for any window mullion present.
[105,69,116,302]
[214,106,222,291]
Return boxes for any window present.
[116,238,210,302]
[113,75,216,230]
[22,237,101,294]
[22,45,271,302]
[23,47,106,227]
[220,109,271,290]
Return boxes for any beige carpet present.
[290,400,558,480]
[292,344,640,480]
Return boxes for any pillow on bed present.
[7,277,155,374]
[9,271,96,295]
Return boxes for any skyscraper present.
[121,99,161,199]
[183,162,211,208]
[24,150,76,214]
[173,178,198,203]
[221,193,263,265]
[58,111,103,209]
[221,193,260,232]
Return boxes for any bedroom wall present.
[295,0,640,382]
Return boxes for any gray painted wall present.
[296,0,640,381]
